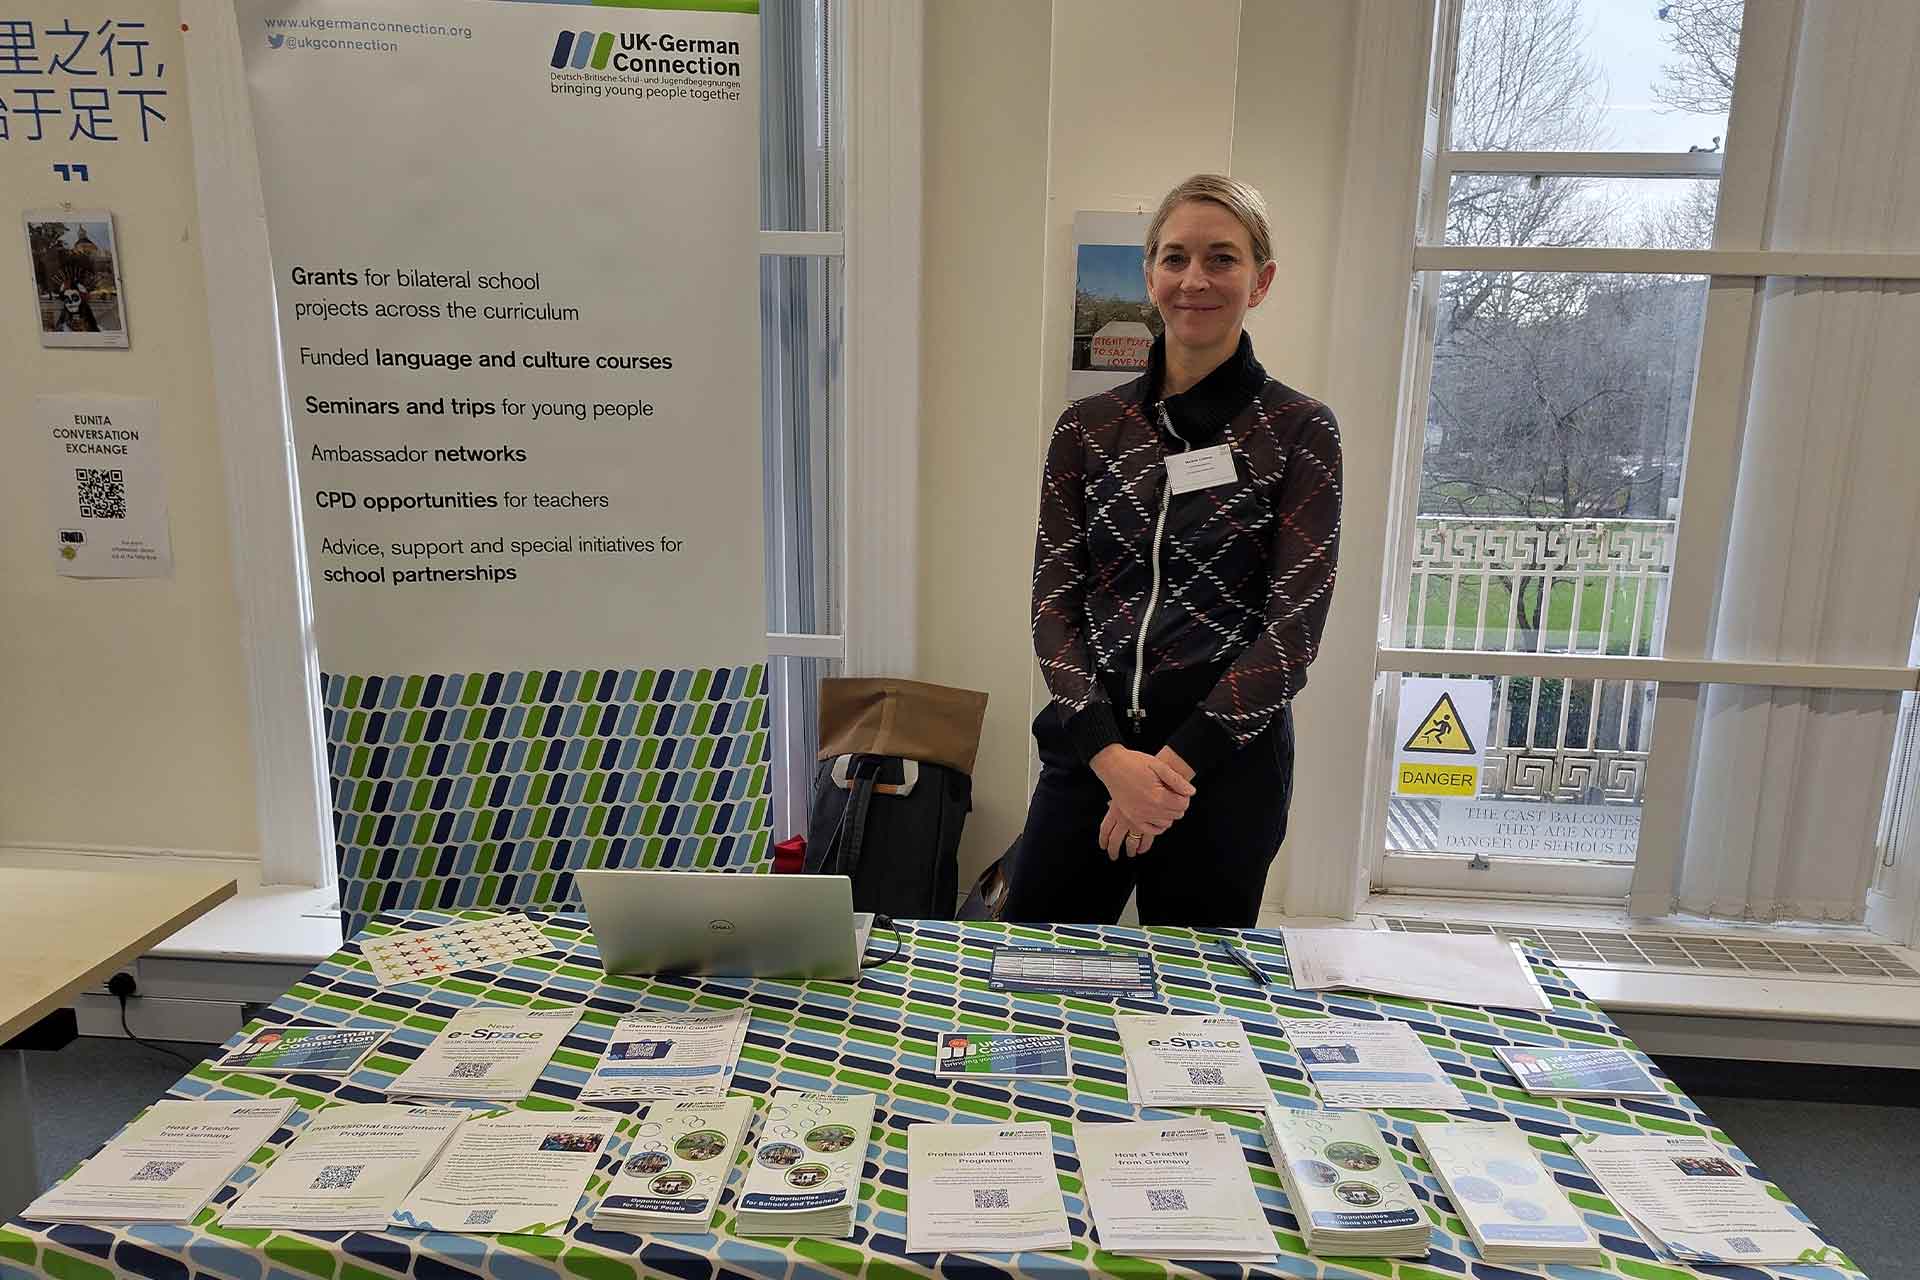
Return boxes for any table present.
[0,868,237,1219]
[1,912,1866,1280]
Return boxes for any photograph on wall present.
[1068,211,1156,404]
[24,210,130,349]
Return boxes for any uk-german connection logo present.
[550,31,613,70]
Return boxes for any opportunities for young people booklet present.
[1412,1121,1603,1266]
[387,1006,582,1101]
[22,1099,296,1224]
[212,1026,386,1077]
[1494,1046,1666,1100]
[906,1122,1071,1255]
[736,1090,875,1238]
[935,1030,1071,1079]
[592,1096,756,1235]
[221,1104,466,1230]
[1072,1119,1274,1261]
[1263,1107,1429,1258]
[1115,1015,1271,1108]
[578,1008,751,1102]
[390,1107,619,1236]
[1283,1017,1467,1111]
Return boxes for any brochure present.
[988,946,1157,999]
[1115,1015,1271,1108]
[1412,1121,1603,1265]
[1282,929,1551,1011]
[1567,1133,1844,1265]
[21,1099,296,1224]
[592,1096,756,1235]
[361,912,551,987]
[1284,1018,1467,1111]
[221,1104,465,1230]
[390,1107,619,1235]
[1263,1107,1428,1258]
[1494,1046,1666,1100]
[736,1090,876,1238]
[935,1030,1071,1079]
[387,1006,582,1101]
[578,1008,751,1102]
[906,1122,1072,1255]
[1072,1118,1274,1261]
[213,1025,386,1076]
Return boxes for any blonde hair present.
[1144,174,1273,268]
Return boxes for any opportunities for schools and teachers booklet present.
[1263,1107,1429,1258]
[592,1096,756,1235]
[736,1090,875,1238]
[390,1107,619,1236]
[22,1099,296,1225]
[1412,1121,1603,1266]
[221,1104,466,1230]
[578,1008,751,1102]
[1494,1046,1666,1100]
[907,1122,1071,1255]
[387,1006,582,1101]
[1116,1015,1272,1108]
[212,1026,386,1076]
[1073,1119,1274,1262]
[1567,1133,1844,1266]
[934,1029,1071,1079]
[1283,1017,1468,1111]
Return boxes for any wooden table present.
[0,868,236,1218]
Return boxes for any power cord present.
[859,914,904,970]
[107,973,200,1070]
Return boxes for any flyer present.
[934,1030,1071,1079]
[988,946,1158,999]
[1283,1018,1467,1111]
[1115,1015,1271,1108]
[1413,1121,1603,1265]
[578,1009,750,1102]
[387,1006,581,1101]
[1494,1046,1666,1099]
[1072,1119,1274,1261]
[221,1104,465,1230]
[736,1090,875,1238]
[213,1026,386,1076]
[1263,1107,1428,1257]
[390,1108,619,1236]
[38,393,171,579]
[592,1096,756,1235]
[906,1122,1071,1254]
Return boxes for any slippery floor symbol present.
[1402,692,1477,754]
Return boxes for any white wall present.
[918,0,1358,907]
[0,0,258,857]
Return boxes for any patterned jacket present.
[1032,333,1343,776]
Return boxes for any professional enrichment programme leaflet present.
[906,1122,1071,1254]
[221,1104,466,1231]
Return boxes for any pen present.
[1218,936,1271,989]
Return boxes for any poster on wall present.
[37,393,171,578]
[24,212,131,349]
[238,0,769,930]
[1068,211,1156,405]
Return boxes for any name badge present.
[1165,443,1238,495]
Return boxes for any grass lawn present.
[1406,573,1660,655]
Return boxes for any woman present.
[1003,173,1343,928]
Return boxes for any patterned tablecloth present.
[1,912,1866,1280]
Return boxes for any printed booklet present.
[1073,1118,1274,1261]
[736,1090,875,1237]
[592,1096,756,1235]
[1412,1121,1603,1266]
[387,1006,582,1102]
[934,1030,1070,1079]
[1284,1018,1467,1111]
[390,1107,619,1236]
[1264,1107,1429,1257]
[213,1026,386,1077]
[906,1122,1071,1254]
[1115,1015,1271,1108]
[578,1008,750,1102]
[221,1104,465,1231]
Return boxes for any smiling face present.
[1146,199,1276,356]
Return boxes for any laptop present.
[576,869,868,979]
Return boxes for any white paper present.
[1165,443,1237,494]
[1285,1018,1468,1111]
[907,1122,1071,1255]
[1568,1134,1841,1266]
[593,1096,755,1234]
[736,1090,875,1238]
[39,394,171,578]
[579,1009,749,1102]
[1115,1015,1271,1108]
[391,1108,618,1235]
[1414,1121,1602,1264]
[1072,1119,1274,1261]
[23,1099,295,1224]
[388,1006,581,1101]
[221,1104,465,1230]
[1283,929,1552,1011]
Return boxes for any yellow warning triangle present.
[1402,691,1477,755]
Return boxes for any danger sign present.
[1393,677,1492,798]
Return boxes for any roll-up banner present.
[238,0,770,933]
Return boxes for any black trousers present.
[1002,701,1294,928]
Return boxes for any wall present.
[917,0,1358,908]
[0,0,258,857]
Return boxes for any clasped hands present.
[1090,744,1196,860]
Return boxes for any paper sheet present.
[578,1008,750,1102]
[1282,929,1552,1011]
[222,1104,465,1230]
[388,1006,581,1101]
[1284,1018,1467,1111]
[391,1108,618,1235]
[906,1122,1071,1254]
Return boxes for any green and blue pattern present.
[1,916,1864,1280]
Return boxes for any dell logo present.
[707,918,736,935]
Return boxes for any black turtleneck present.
[1143,331,1269,444]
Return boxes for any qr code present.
[1185,1067,1226,1086]
[1146,1188,1188,1212]
[464,1209,497,1226]
[131,1161,184,1183]
[1727,1236,1760,1254]
[451,1061,494,1079]
[75,468,126,519]
[311,1164,363,1191]
[973,1188,1010,1210]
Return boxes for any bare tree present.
[1653,0,1741,115]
